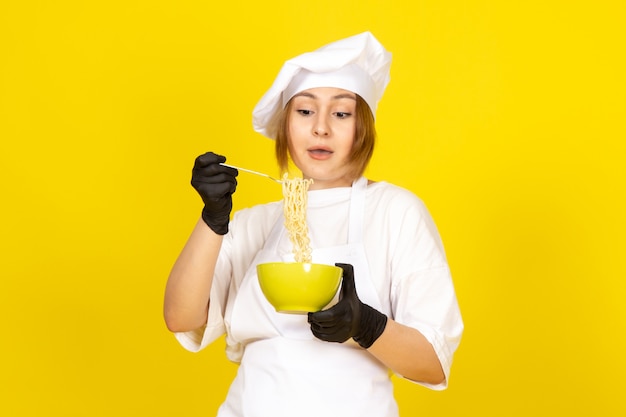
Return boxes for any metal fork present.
[220,163,283,184]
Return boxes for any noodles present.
[282,174,314,263]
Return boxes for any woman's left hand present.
[307,263,387,349]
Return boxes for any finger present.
[194,152,226,168]
[191,165,238,195]
[310,325,351,343]
[309,319,338,337]
[192,171,238,188]
[308,314,339,329]
[335,263,356,300]
[308,302,348,325]
[193,163,238,179]
[194,180,237,198]
[309,314,352,332]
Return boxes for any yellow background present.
[1,0,624,415]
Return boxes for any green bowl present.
[257,262,342,313]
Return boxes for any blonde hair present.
[271,94,376,181]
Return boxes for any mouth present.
[308,147,333,158]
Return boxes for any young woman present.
[164,32,463,417]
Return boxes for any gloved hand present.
[191,152,238,235]
[308,263,388,349]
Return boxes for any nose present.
[313,115,330,137]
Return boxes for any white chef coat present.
[175,178,463,414]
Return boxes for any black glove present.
[190,152,238,235]
[308,263,388,349]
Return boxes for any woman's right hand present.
[191,152,238,235]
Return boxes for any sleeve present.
[172,203,281,353]
[389,194,464,390]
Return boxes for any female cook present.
[164,32,463,417]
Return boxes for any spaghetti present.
[282,174,314,263]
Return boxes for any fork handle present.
[220,163,281,183]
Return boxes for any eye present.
[297,109,314,116]
[334,112,352,119]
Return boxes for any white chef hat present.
[252,31,392,139]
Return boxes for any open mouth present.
[308,147,333,156]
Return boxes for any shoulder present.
[365,181,445,259]
[366,181,429,216]
[231,201,282,237]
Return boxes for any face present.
[287,87,357,190]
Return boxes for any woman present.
[164,32,463,417]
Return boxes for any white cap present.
[252,31,392,139]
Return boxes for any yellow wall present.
[1,1,624,415]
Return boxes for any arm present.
[367,319,444,385]
[164,218,223,332]
[308,263,445,385]
[163,152,238,333]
